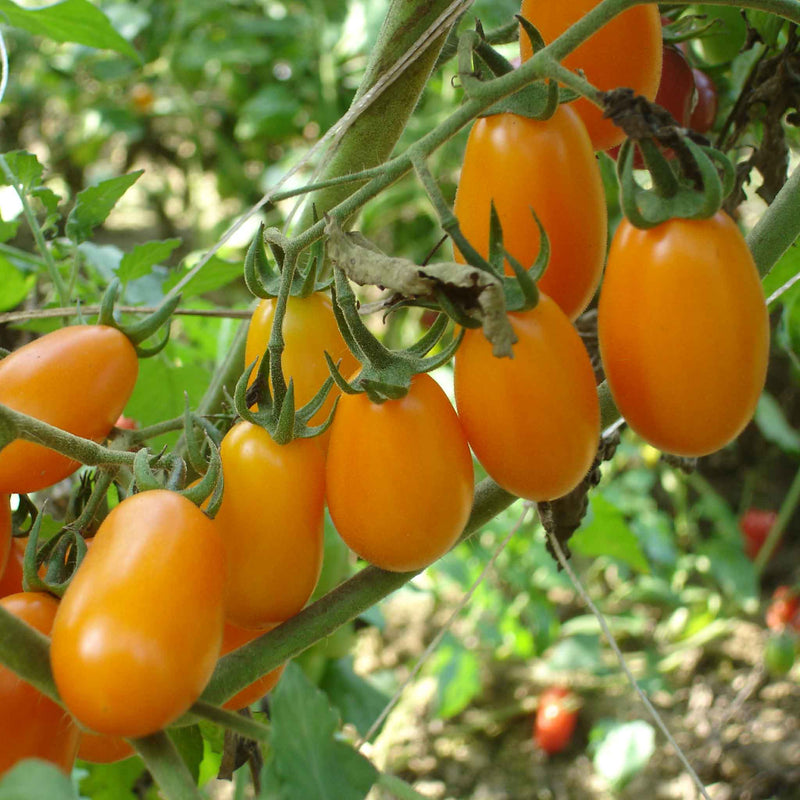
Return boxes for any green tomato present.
[690,6,747,65]
[764,631,797,677]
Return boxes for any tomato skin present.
[77,732,135,764]
[766,586,800,632]
[245,293,358,433]
[50,490,225,738]
[453,107,607,321]
[598,213,769,457]
[520,1,662,151]
[0,539,24,598]
[534,686,579,755]
[215,421,325,629]
[0,592,81,776]
[454,295,600,502]
[0,325,139,494]
[740,508,778,560]
[689,69,718,133]
[326,373,474,573]
[220,622,286,711]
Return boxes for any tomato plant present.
[740,508,779,560]
[766,586,800,632]
[326,372,474,573]
[598,212,770,457]
[50,490,226,738]
[534,686,579,755]
[454,294,600,502]
[0,325,139,494]
[214,421,325,628]
[244,293,359,432]
[453,107,606,321]
[689,68,718,133]
[764,631,797,676]
[519,0,663,151]
[0,592,81,776]
[689,5,748,66]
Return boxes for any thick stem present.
[133,731,204,800]
[0,605,59,703]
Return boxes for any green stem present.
[0,605,60,703]
[132,731,204,800]
[0,155,69,306]
[753,460,800,575]
[186,701,271,745]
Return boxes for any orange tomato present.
[50,490,226,738]
[519,0,662,151]
[220,622,285,711]
[214,421,325,629]
[454,295,600,501]
[326,373,474,572]
[0,592,81,776]
[598,212,769,456]
[0,325,139,494]
[77,732,135,764]
[453,107,607,320]
[0,540,24,598]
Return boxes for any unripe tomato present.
[77,732,135,764]
[326,373,474,573]
[50,490,225,738]
[0,592,81,776]
[215,421,325,628]
[220,622,286,711]
[454,295,600,502]
[0,325,139,494]
[764,631,797,677]
[0,496,10,579]
[245,293,359,436]
[690,6,747,66]
[598,212,769,457]
[766,586,800,632]
[519,1,663,151]
[534,686,579,755]
[453,107,607,320]
[689,68,718,133]
[740,508,778,560]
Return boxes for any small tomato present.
[766,586,800,632]
[740,509,778,560]
[534,686,579,755]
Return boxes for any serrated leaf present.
[270,662,377,800]
[570,495,650,573]
[0,759,79,800]
[163,255,243,298]
[0,256,35,311]
[592,720,655,790]
[0,0,139,60]
[65,171,143,244]
[755,392,800,456]
[118,239,182,283]
[0,151,44,192]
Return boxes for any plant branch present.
[132,731,204,800]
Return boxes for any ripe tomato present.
[219,622,286,711]
[534,686,579,755]
[519,1,662,151]
[453,107,606,321]
[740,508,778,560]
[0,540,24,598]
[214,421,325,629]
[0,325,139,494]
[766,586,800,632]
[0,592,81,776]
[598,212,769,457]
[50,490,225,738]
[245,293,358,433]
[77,732,135,764]
[0,496,10,580]
[454,295,600,502]
[130,83,155,114]
[326,372,474,573]
[689,68,718,133]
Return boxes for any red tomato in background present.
[689,68,718,133]
[326,372,474,573]
[534,686,579,755]
[455,295,600,502]
[453,107,607,321]
[50,490,226,738]
[766,586,800,632]
[0,325,139,494]
[220,622,286,711]
[0,592,81,776]
[214,421,325,629]
[519,0,663,151]
[598,212,769,457]
[740,509,779,560]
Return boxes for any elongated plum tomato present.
[534,686,579,755]
[326,373,473,573]
[598,212,769,457]
[0,325,139,494]
[214,421,325,629]
[244,293,358,430]
[453,107,606,321]
[0,495,10,579]
[454,295,600,502]
[0,592,81,776]
[220,622,286,710]
[520,0,662,151]
[50,490,225,738]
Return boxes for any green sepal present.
[244,223,281,299]
[179,438,223,517]
[517,14,545,53]
[22,516,87,598]
[133,447,168,492]
[11,494,37,538]
[432,288,483,329]
[502,208,546,312]
[183,394,208,474]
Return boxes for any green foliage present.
[0,760,79,800]
[590,720,656,791]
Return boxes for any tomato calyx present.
[21,513,87,598]
[97,279,180,358]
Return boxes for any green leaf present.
[592,720,655,790]
[0,256,35,311]
[269,662,377,800]
[76,758,143,800]
[65,171,143,244]
[697,539,758,607]
[0,759,79,800]
[163,255,243,298]
[0,0,140,60]
[167,725,204,783]
[428,636,482,719]
[570,495,650,573]
[755,392,800,457]
[0,151,44,193]
[547,634,607,675]
[319,657,391,738]
[117,239,182,283]
[763,237,800,306]
[0,218,20,243]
